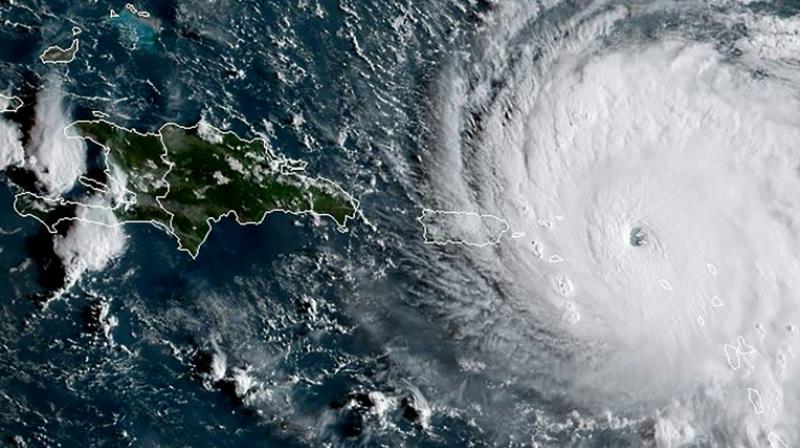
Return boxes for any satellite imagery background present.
[1,0,800,447]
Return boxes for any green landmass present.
[13,192,75,232]
[36,120,359,256]
[69,121,173,225]
[13,192,130,234]
[40,39,79,64]
[157,124,357,252]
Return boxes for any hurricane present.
[4,0,800,446]
[397,0,800,445]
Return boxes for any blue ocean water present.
[0,1,493,446]
[4,0,793,446]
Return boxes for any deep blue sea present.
[4,0,800,446]
[0,1,493,446]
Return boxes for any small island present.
[0,93,23,113]
[40,39,79,64]
[417,209,509,247]
[17,119,358,257]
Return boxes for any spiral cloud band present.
[422,1,800,445]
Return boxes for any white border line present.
[153,121,360,258]
[40,39,79,65]
[0,93,23,113]
[13,119,360,259]
[417,208,510,248]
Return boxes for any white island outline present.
[417,208,510,248]
[13,119,360,259]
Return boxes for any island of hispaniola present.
[14,119,358,257]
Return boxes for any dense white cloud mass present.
[423,1,800,445]
[27,79,86,194]
[53,199,126,290]
[0,120,24,171]
[0,95,24,170]
[1,82,124,291]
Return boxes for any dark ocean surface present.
[2,0,799,447]
[0,1,491,446]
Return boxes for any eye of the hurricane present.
[629,226,647,247]
[422,1,800,442]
